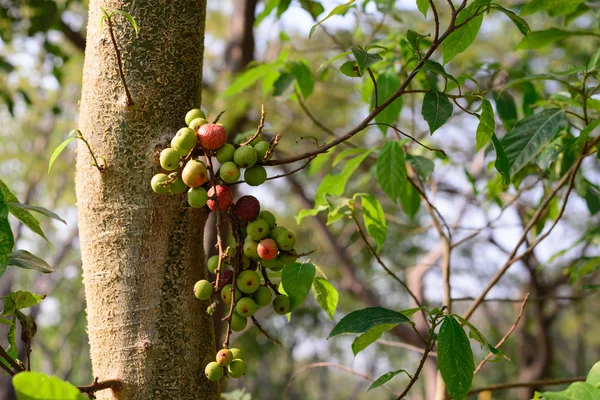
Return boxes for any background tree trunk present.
[76,1,218,399]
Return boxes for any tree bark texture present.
[76,1,218,399]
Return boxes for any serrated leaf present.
[501,109,566,176]
[376,141,407,203]
[309,0,356,38]
[443,1,490,64]
[437,316,475,400]
[422,91,453,134]
[367,369,411,392]
[8,250,54,273]
[48,132,76,173]
[372,72,403,133]
[291,60,315,98]
[340,61,360,77]
[407,154,434,180]
[355,194,387,252]
[312,278,338,320]
[282,262,316,311]
[352,323,398,356]
[475,99,495,152]
[328,307,410,338]
[351,47,382,75]
[113,10,139,35]
[13,372,87,400]
[416,0,429,17]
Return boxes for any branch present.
[366,123,447,156]
[59,18,86,51]
[104,15,134,106]
[241,104,266,146]
[77,378,122,396]
[376,339,438,358]
[468,377,586,395]
[251,316,283,347]
[474,293,529,375]
[0,345,24,373]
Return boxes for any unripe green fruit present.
[253,141,272,160]
[221,284,242,304]
[189,117,208,132]
[278,251,298,266]
[268,226,287,239]
[233,146,258,169]
[260,257,283,270]
[252,286,273,307]
[207,255,220,274]
[151,174,170,194]
[258,210,276,229]
[244,165,267,186]
[185,108,206,125]
[230,311,247,332]
[235,297,257,318]
[243,238,259,259]
[227,359,246,378]
[193,280,213,300]
[236,270,261,294]
[219,161,240,184]
[246,218,270,241]
[257,238,279,261]
[229,348,244,361]
[241,255,251,270]
[273,229,296,251]
[171,127,197,154]
[216,349,233,366]
[273,295,291,315]
[169,177,187,194]
[205,361,223,381]
[182,159,208,188]
[216,143,236,163]
[160,148,181,171]
[188,187,208,208]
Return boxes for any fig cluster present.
[204,348,246,381]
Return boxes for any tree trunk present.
[76,1,218,399]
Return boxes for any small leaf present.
[13,372,87,400]
[312,278,338,320]
[352,323,398,356]
[340,61,360,78]
[273,72,295,97]
[318,51,351,71]
[418,60,460,86]
[443,1,489,64]
[281,262,316,311]
[376,141,407,203]
[437,315,475,400]
[356,194,387,252]
[406,154,434,180]
[372,72,403,133]
[7,291,45,310]
[400,307,425,318]
[351,47,383,75]
[490,4,529,35]
[309,0,356,38]
[0,202,13,277]
[48,132,77,173]
[299,0,325,20]
[333,148,367,167]
[367,369,411,392]
[416,0,429,17]
[328,307,410,338]
[494,91,518,130]
[8,250,54,273]
[113,10,139,35]
[421,91,453,134]
[491,134,511,186]
[291,60,315,98]
[222,64,277,98]
[475,99,495,152]
[400,181,421,218]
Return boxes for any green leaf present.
[352,323,398,356]
[490,4,529,35]
[400,307,425,318]
[13,372,87,400]
[296,205,328,225]
[48,131,76,173]
[372,72,403,133]
[8,250,54,273]
[291,60,315,98]
[281,262,316,311]
[113,10,139,35]
[475,99,495,152]
[255,0,279,27]
[351,47,383,75]
[406,30,429,54]
[333,148,367,167]
[517,29,594,50]
[312,277,338,320]
[328,307,410,338]
[421,91,453,134]
[521,0,585,17]
[6,291,45,311]
[309,0,355,38]
[0,202,13,276]
[377,141,407,203]
[586,361,600,387]
[400,181,421,217]
[222,64,276,98]
[318,51,351,71]
[418,60,460,87]
[407,154,435,180]
[537,382,600,400]
[578,119,600,143]
[356,194,387,252]
[299,0,325,20]
[494,91,518,130]
[340,61,360,78]
[416,0,429,17]
[588,48,600,71]
[5,203,66,224]
[443,0,490,64]
[4,203,53,250]
[273,72,295,97]
[453,315,489,348]
[501,109,566,176]
[437,315,475,400]
[367,369,411,393]
[491,134,511,185]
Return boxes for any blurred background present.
[0,0,598,399]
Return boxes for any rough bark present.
[76,1,218,399]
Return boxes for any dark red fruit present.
[218,270,233,290]
[198,124,227,150]
[207,185,233,211]
[234,195,261,222]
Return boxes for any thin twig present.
[376,339,438,357]
[251,316,283,347]
[260,267,281,295]
[367,68,379,108]
[265,157,315,182]
[77,377,122,395]
[468,377,586,395]
[241,105,266,146]
[0,345,24,373]
[366,123,447,156]
[104,16,134,106]
[474,293,529,375]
